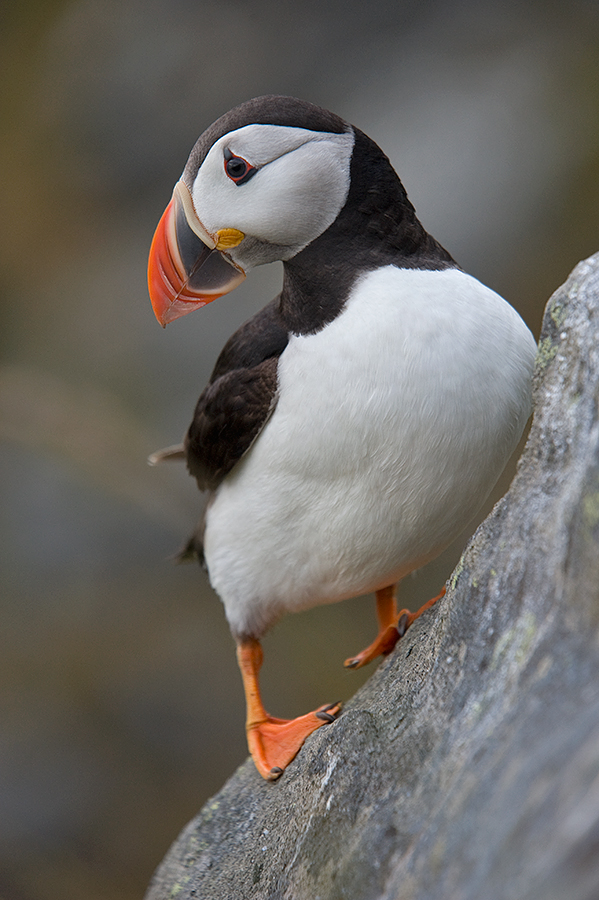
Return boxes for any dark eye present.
[225,157,248,179]
[223,148,257,185]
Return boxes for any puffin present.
[147,95,537,780]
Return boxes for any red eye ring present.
[223,148,257,185]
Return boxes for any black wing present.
[185,298,289,491]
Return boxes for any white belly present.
[203,266,536,638]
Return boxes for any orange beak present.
[147,181,246,327]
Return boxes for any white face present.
[189,124,355,269]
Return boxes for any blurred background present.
[1,0,599,897]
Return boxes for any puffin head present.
[148,96,355,326]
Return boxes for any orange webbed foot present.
[344,585,446,670]
[236,637,341,780]
[247,702,342,780]
[344,621,404,669]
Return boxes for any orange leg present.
[237,638,341,780]
[344,584,446,670]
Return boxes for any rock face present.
[145,254,599,900]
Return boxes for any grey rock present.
[145,253,599,900]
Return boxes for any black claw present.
[316,711,336,723]
[269,766,283,778]
[396,612,410,638]
[323,701,341,712]
[345,658,359,669]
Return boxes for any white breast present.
[203,266,537,638]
